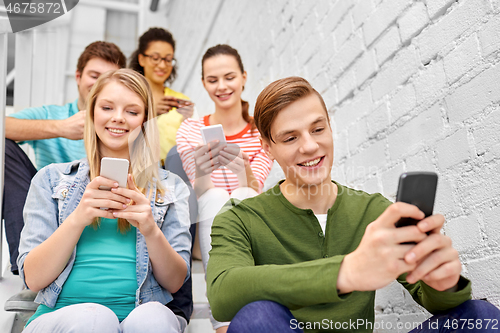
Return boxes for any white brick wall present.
[166,0,500,322]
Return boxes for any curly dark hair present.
[129,27,177,85]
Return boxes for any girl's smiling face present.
[202,54,247,111]
[93,80,146,159]
[139,41,175,86]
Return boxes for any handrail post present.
[0,33,9,278]
[14,31,34,112]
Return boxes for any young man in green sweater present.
[206,77,500,332]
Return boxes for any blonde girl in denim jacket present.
[18,69,191,333]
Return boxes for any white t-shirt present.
[315,214,328,234]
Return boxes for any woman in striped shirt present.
[176,44,273,333]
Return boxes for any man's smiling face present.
[261,93,334,189]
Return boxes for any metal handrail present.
[0,33,8,278]
[0,5,11,34]
[6,69,14,87]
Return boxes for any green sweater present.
[207,181,471,332]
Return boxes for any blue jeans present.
[227,301,303,333]
[2,139,37,274]
[228,300,500,333]
[410,300,500,332]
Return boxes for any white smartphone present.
[99,157,129,190]
[201,124,226,145]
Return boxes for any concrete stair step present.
[187,259,214,332]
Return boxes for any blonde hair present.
[84,68,164,232]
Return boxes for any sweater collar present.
[273,179,344,216]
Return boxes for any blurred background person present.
[4,41,126,276]
[129,27,194,164]
[130,27,196,330]
[176,44,273,333]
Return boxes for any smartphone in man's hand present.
[395,172,438,228]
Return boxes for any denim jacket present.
[18,158,191,308]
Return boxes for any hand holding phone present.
[99,157,129,191]
[176,99,195,119]
[395,172,438,228]
[176,98,193,106]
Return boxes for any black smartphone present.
[176,98,193,106]
[395,172,438,228]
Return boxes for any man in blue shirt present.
[4,41,126,275]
